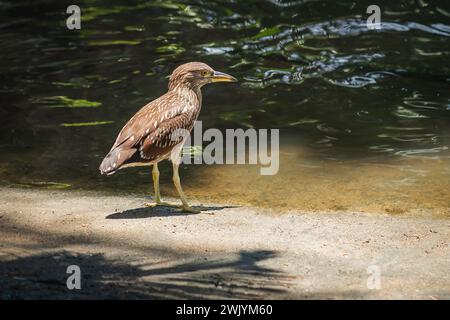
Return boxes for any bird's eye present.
[201,70,210,77]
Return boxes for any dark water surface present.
[1,0,449,214]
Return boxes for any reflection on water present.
[0,0,449,214]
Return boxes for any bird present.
[99,62,237,213]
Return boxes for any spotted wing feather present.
[138,112,194,162]
[99,92,195,175]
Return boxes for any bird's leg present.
[153,163,162,203]
[144,163,178,208]
[172,162,200,213]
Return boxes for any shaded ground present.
[0,187,449,299]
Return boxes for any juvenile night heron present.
[99,62,237,212]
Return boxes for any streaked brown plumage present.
[99,62,236,212]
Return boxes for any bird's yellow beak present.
[211,70,237,83]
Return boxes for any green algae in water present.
[60,121,114,127]
[88,39,142,46]
[182,146,203,156]
[33,96,102,109]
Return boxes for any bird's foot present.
[144,201,179,208]
[179,205,200,214]
[144,200,200,213]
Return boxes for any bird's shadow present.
[106,204,236,219]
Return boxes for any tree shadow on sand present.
[106,204,236,219]
[0,249,291,299]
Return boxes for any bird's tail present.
[99,147,136,175]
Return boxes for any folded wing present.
[99,93,194,175]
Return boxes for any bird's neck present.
[170,84,202,109]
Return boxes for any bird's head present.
[168,62,237,90]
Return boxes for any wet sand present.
[0,187,449,299]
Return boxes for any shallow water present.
[0,0,449,214]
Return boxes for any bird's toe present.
[144,201,180,208]
[144,202,158,208]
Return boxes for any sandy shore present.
[0,186,448,299]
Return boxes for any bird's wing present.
[138,112,194,161]
[111,96,165,150]
[99,92,192,174]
